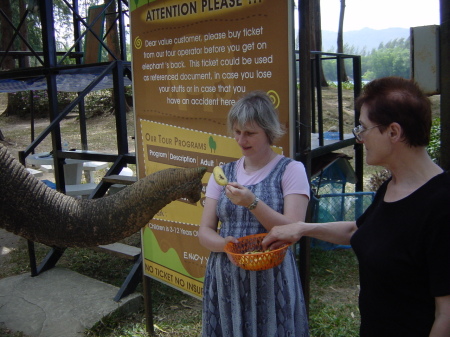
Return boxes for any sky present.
[319,0,441,32]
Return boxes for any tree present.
[1,0,17,117]
[103,0,132,112]
[105,0,120,61]
[312,0,328,86]
[0,0,130,116]
[337,0,348,82]
[1,0,45,115]
[366,44,410,79]
[0,0,15,70]
[19,0,30,68]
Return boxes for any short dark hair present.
[355,77,432,147]
[227,91,285,144]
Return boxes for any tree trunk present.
[313,0,328,86]
[104,0,131,112]
[1,0,17,116]
[310,0,318,89]
[0,0,15,70]
[19,0,30,68]
[337,0,348,82]
[105,0,120,61]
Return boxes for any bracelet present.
[246,197,259,210]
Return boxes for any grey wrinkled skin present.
[0,144,206,247]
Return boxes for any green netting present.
[310,192,375,250]
[313,192,375,222]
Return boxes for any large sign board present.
[130,0,294,298]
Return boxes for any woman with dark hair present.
[263,77,450,336]
[199,91,310,336]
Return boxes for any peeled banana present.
[213,166,228,186]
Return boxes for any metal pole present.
[352,56,364,191]
[298,0,313,313]
[39,0,66,192]
[143,275,155,335]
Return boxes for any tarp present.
[0,74,132,93]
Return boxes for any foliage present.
[84,89,116,117]
[1,0,78,67]
[3,0,42,54]
[363,45,410,80]
[326,81,355,90]
[7,90,76,116]
[366,169,391,192]
[323,37,411,82]
[6,87,133,117]
[427,117,441,164]
[84,86,133,117]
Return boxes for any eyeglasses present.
[352,124,382,142]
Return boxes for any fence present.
[310,191,375,250]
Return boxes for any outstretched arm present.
[262,221,358,250]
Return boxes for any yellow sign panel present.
[140,120,243,224]
[130,0,293,298]
[144,260,204,298]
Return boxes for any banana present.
[213,166,228,186]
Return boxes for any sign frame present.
[129,0,296,299]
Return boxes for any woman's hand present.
[224,236,239,266]
[225,182,254,207]
[224,235,238,245]
[262,222,305,250]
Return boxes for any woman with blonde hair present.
[200,91,310,336]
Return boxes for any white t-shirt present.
[206,154,310,200]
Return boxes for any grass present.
[2,234,359,337]
[309,248,360,337]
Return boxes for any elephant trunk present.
[0,144,206,247]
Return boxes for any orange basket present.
[224,233,291,271]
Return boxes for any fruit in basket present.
[224,233,290,271]
[240,249,271,264]
[244,249,270,254]
[213,166,228,186]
